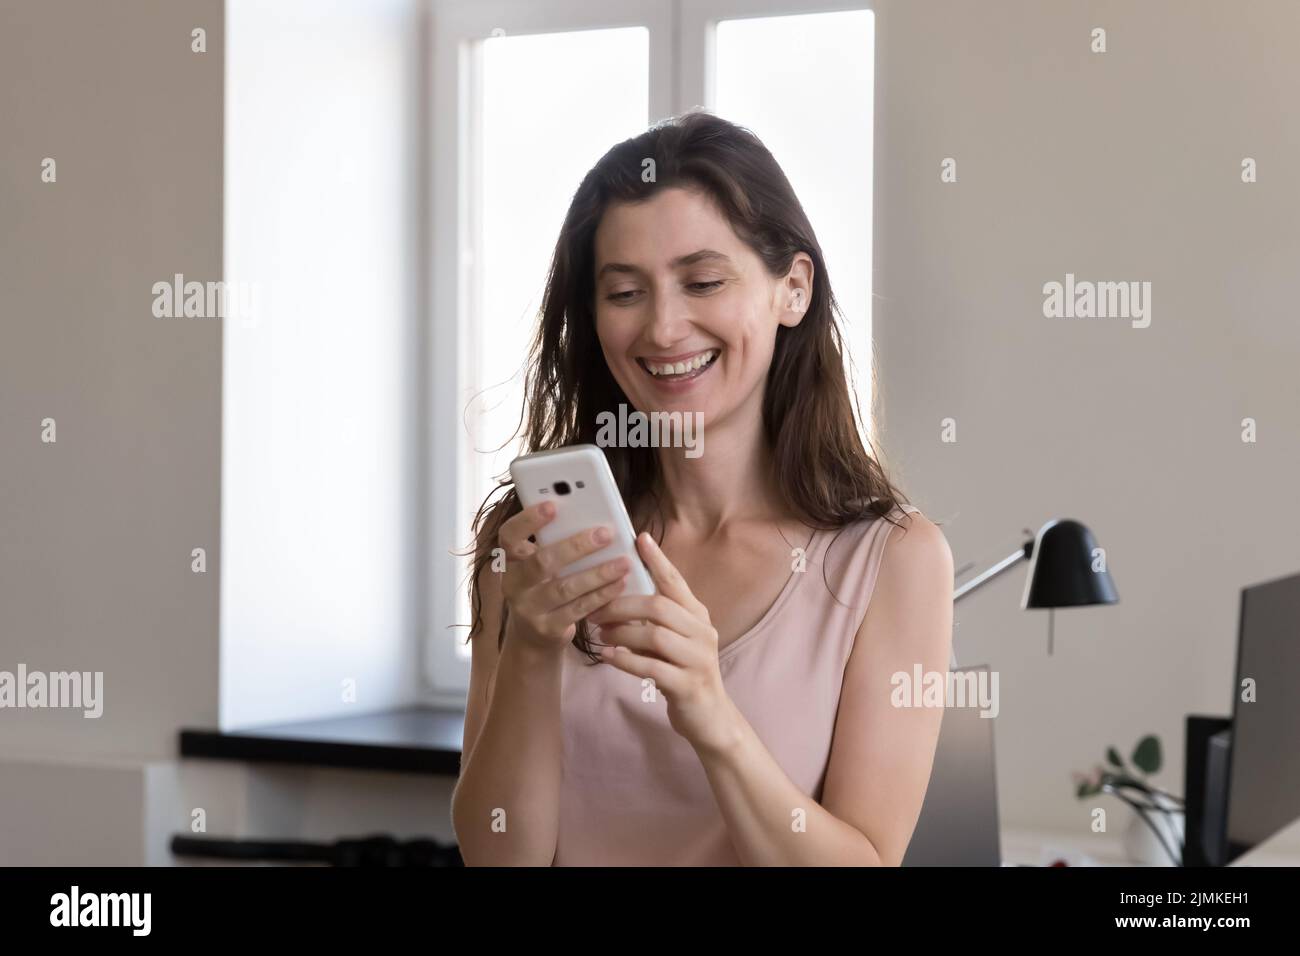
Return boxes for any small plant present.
[1074,734,1175,802]
[1073,733,1185,865]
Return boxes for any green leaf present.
[1106,747,1124,768]
[1132,735,1162,774]
[1076,781,1089,799]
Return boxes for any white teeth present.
[645,349,718,376]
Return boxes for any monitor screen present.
[1225,571,1300,862]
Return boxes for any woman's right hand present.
[498,501,630,652]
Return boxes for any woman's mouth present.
[635,348,721,385]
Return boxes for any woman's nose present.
[643,290,691,348]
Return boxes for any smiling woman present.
[450,110,953,867]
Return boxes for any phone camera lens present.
[553,481,571,496]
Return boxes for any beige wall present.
[0,0,224,762]
[872,0,1300,833]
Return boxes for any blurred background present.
[1,0,1297,865]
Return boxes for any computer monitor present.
[1223,570,1300,862]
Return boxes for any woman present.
[451,110,953,866]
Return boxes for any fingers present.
[599,643,678,694]
[498,501,556,559]
[538,555,630,613]
[635,533,706,616]
[516,524,613,589]
[587,593,703,638]
[511,557,628,644]
[541,572,629,636]
[599,622,693,666]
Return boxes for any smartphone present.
[509,444,656,597]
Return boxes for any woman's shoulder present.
[819,504,951,605]
[869,506,953,599]
[824,501,927,550]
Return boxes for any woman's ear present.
[778,254,814,328]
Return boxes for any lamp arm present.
[953,541,1033,602]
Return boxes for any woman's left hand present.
[586,532,739,754]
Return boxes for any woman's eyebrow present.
[596,249,732,279]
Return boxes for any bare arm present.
[450,568,566,866]
[450,504,630,866]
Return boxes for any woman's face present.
[592,186,810,433]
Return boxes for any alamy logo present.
[595,404,704,458]
[0,665,103,718]
[50,886,150,936]
[1042,273,1151,328]
[152,273,259,322]
[891,665,999,718]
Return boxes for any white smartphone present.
[508,444,656,597]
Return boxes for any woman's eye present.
[605,280,723,303]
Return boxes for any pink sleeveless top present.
[554,504,921,866]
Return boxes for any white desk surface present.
[1001,817,1300,867]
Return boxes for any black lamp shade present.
[1021,519,1119,609]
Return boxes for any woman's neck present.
[648,408,785,539]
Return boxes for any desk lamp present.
[953,518,1118,661]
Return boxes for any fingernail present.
[593,526,611,544]
[541,501,555,516]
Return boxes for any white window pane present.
[715,10,875,439]
[223,0,418,726]
[457,28,650,656]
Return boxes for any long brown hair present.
[464,109,909,663]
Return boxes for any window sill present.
[179,706,466,776]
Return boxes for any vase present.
[1121,792,1185,866]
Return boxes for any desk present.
[1002,818,1300,867]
